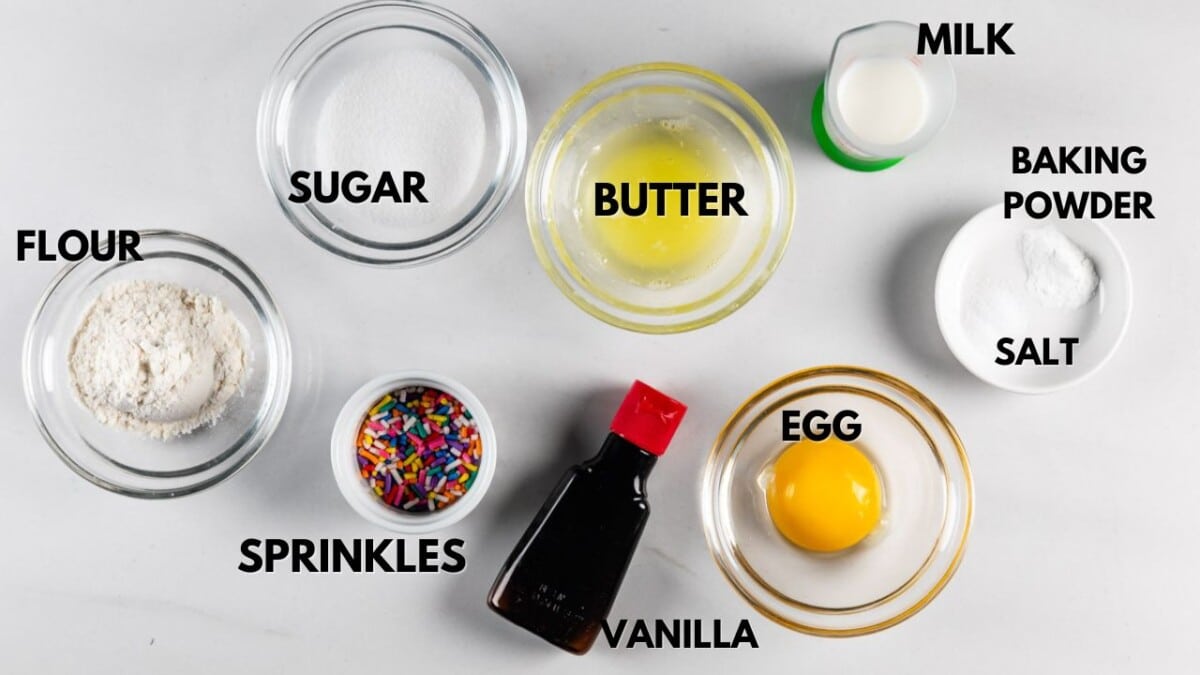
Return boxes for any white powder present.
[958,223,1102,364]
[68,280,248,440]
[963,274,1029,347]
[314,50,486,228]
[1021,226,1099,309]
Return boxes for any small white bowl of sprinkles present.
[331,371,496,533]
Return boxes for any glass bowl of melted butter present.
[701,366,974,636]
[526,63,794,333]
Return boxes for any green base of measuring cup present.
[811,82,904,172]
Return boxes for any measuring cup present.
[812,21,956,171]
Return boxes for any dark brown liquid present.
[487,434,655,654]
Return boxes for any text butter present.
[594,182,747,217]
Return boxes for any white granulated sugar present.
[1021,226,1100,309]
[964,274,1029,347]
[314,50,486,228]
[68,280,248,440]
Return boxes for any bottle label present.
[523,582,590,626]
[237,538,465,573]
[600,618,759,649]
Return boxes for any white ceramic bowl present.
[935,204,1132,394]
[330,371,496,533]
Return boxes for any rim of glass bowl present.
[21,230,293,499]
[526,62,795,334]
[257,0,527,267]
[700,365,974,636]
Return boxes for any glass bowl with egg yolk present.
[701,366,973,636]
[526,63,794,333]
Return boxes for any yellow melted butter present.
[577,120,739,285]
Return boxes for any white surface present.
[1,1,1197,672]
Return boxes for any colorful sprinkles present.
[356,386,482,513]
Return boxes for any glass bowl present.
[22,230,292,498]
[701,366,973,636]
[527,63,795,333]
[257,0,526,266]
[330,371,497,533]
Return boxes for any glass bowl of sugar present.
[258,1,527,266]
[22,231,292,498]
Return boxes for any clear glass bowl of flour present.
[257,1,527,266]
[22,231,292,498]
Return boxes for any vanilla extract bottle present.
[487,381,687,654]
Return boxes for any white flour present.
[68,280,248,440]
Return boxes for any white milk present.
[836,57,928,146]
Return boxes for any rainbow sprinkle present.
[356,385,482,513]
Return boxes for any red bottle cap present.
[609,380,687,456]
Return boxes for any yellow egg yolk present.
[577,120,737,285]
[765,438,882,553]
